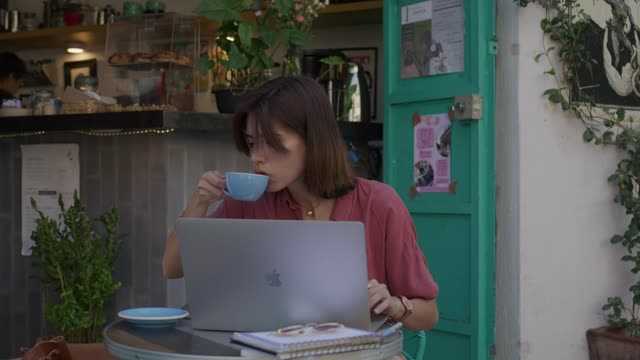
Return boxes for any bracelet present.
[397,296,414,322]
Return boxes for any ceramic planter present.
[212,88,249,114]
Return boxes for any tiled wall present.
[0,129,251,358]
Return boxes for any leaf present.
[238,21,255,48]
[544,88,559,96]
[611,235,624,244]
[540,18,550,32]
[284,29,310,47]
[258,53,273,69]
[545,68,556,75]
[561,101,570,111]
[582,129,595,143]
[621,255,634,262]
[548,92,564,103]
[274,0,293,14]
[196,53,214,75]
[320,56,346,66]
[535,52,545,63]
[228,42,249,69]
[194,0,253,21]
[259,27,276,48]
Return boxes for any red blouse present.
[209,178,439,300]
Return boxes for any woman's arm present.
[368,279,439,331]
[162,190,211,278]
[367,183,440,331]
[162,171,227,279]
[389,297,439,331]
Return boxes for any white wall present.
[497,4,633,359]
[495,0,520,359]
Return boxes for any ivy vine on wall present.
[519,0,640,336]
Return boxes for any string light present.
[77,128,176,136]
[0,128,175,139]
[0,131,46,138]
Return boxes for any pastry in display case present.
[102,13,200,112]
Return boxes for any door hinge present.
[450,94,483,121]
[488,40,499,55]
[489,343,496,357]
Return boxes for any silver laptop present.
[175,218,372,332]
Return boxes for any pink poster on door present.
[413,112,451,192]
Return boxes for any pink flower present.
[294,3,302,10]
[296,13,305,22]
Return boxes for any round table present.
[104,320,403,360]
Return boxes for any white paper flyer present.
[21,144,80,256]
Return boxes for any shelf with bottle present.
[0,1,383,51]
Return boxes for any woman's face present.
[244,116,307,192]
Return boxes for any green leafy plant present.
[520,0,640,337]
[30,191,124,343]
[195,0,327,92]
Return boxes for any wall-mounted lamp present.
[66,42,85,54]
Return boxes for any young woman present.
[162,76,439,331]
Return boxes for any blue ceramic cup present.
[224,172,269,201]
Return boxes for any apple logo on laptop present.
[265,268,282,287]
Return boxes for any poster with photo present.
[414,112,451,193]
[401,0,464,79]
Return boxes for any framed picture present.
[63,59,97,89]
[336,47,378,119]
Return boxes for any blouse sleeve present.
[207,196,244,219]
[382,189,439,300]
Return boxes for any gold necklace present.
[305,205,319,217]
[291,199,321,217]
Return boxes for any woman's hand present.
[368,279,403,318]
[368,279,439,331]
[193,170,226,207]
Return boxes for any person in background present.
[0,52,27,105]
[162,76,439,331]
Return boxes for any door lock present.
[451,94,483,120]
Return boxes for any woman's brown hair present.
[232,76,356,198]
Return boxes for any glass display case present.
[103,13,200,111]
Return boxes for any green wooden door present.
[383,1,495,359]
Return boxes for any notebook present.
[175,218,372,331]
[230,326,383,359]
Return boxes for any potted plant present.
[586,160,640,358]
[194,0,327,112]
[29,191,124,357]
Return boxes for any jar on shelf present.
[21,12,38,31]
[32,90,57,115]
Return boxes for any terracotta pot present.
[68,343,117,360]
[21,336,72,360]
[586,326,640,360]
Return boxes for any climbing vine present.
[520,0,640,337]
